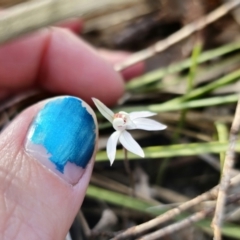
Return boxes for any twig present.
[212,97,240,240]
[138,211,208,240]
[111,173,240,240]
[138,193,240,240]
[114,0,240,71]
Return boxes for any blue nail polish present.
[25,96,96,184]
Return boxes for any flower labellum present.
[92,98,167,165]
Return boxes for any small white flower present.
[92,98,167,165]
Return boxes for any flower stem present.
[123,148,135,196]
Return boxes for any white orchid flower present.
[92,98,167,165]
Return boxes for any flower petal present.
[107,131,121,165]
[129,111,156,120]
[92,98,114,123]
[119,131,144,158]
[128,118,167,131]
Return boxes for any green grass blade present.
[112,94,239,114]
[96,141,240,161]
[126,41,240,90]
[174,42,202,138]
[215,122,229,171]
[86,185,156,213]
[163,68,240,106]
[187,42,202,91]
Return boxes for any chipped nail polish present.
[25,96,97,185]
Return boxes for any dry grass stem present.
[138,211,207,240]
[0,0,83,43]
[114,0,240,71]
[151,186,190,203]
[212,97,240,240]
[0,89,40,112]
[139,193,240,240]
[91,173,133,196]
[0,0,140,44]
[92,209,118,231]
[112,173,240,240]
[84,1,160,32]
[76,211,91,237]
[200,154,221,171]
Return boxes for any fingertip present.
[121,61,145,81]
[98,49,145,81]
[39,28,124,106]
[0,27,124,106]
[56,18,83,33]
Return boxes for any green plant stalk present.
[157,43,202,185]
[188,42,203,91]
[126,41,240,90]
[175,42,202,137]
[215,122,229,172]
[123,148,135,195]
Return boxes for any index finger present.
[0,27,124,106]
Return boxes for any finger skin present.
[0,98,96,240]
[56,18,83,33]
[0,28,124,106]
[98,49,145,80]
[39,28,124,105]
[0,29,48,88]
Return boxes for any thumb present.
[0,96,98,240]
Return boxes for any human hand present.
[0,20,143,239]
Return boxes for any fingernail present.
[25,96,97,185]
